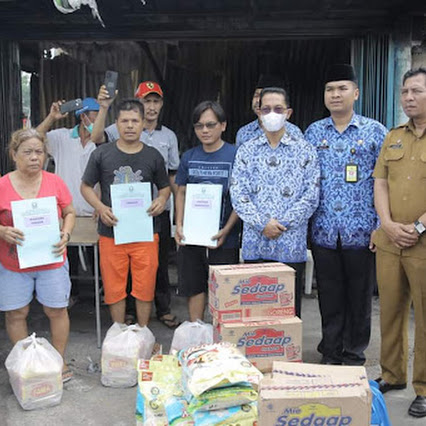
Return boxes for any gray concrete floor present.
[0,265,421,425]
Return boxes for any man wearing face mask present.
[236,75,303,148]
[304,64,387,366]
[231,87,320,318]
[36,97,100,306]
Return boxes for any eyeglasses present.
[193,122,219,130]
[260,106,287,115]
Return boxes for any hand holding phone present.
[59,98,83,115]
[104,71,118,98]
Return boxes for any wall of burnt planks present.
[17,38,350,156]
[0,41,22,175]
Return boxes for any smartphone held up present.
[104,71,118,98]
[59,98,83,115]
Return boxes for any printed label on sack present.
[108,358,130,370]
[274,404,352,426]
[140,371,154,381]
[138,359,150,370]
[30,382,54,398]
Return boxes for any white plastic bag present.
[170,320,213,354]
[5,333,63,410]
[101,322,155,387]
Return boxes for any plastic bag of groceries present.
[187,385,258,414]
[178,342,263,398]
[5,333,63,410]
[170,320,213,354]
[191,402,258,426]
[136,355,185,425]
[101,322,155,387]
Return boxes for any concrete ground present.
[0,265,421,426]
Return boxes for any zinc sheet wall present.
[32,38,351,154]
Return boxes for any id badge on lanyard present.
[345,147,358,183]
[345,163,358,183]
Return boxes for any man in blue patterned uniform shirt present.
[236,75,304,148]
[304,64,387,365]
[231,87,320,318]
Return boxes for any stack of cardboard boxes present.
[209,262,302,372]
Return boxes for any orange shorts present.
[99,234,159,305]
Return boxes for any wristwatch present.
[414,220,426,235]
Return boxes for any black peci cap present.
[256,74,286,89]
[325,64,357,84]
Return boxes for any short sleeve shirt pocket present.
[383,147,405,180]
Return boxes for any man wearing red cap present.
[92,81,180,329]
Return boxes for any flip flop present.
[158,315,181,329]
[125,314,136,325]
[62,369,73,383]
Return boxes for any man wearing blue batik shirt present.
[231,87,320,318]
[304,64,387,366]
[236,75,304,148]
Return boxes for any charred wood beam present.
[138,41,189,141]
[0,3,421,41]
[0,20,395,41]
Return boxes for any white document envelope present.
[183,183,222,247]
[110,182,153,245]
[11,196,62,269]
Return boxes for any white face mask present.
[261,112,287,132]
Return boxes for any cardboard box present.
[258,362,371,426]
[209,263,295,322]
[214,317,302,372]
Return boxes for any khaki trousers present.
[376,248,426,396]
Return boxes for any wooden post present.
[0,41,22,174]
[393,17,412,127]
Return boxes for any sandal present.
[62,369,73,383]
[125,314,136,325]
[158,315,181,329]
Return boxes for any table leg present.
[94,244,101,348]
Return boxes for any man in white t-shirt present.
[37,97,100,305]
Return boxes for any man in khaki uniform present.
[373,67,426,418]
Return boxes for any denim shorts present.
[0,261,71,311]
